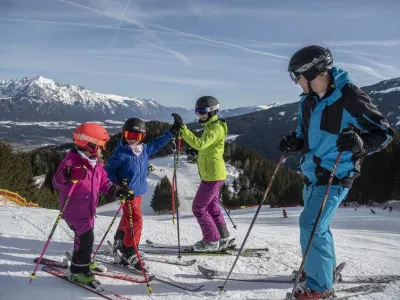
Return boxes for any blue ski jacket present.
[295,66,394,187]
[105,130,174,196]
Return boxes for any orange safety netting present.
[0,189,39,207]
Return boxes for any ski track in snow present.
[0,155,400,299]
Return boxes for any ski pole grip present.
[177,137,182,150]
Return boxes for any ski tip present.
[197,265,214,278]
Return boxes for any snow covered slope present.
[97,155,240,216]
[0,155,400,300]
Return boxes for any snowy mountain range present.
[0,76,276,123]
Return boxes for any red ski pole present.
[29,180,78,283]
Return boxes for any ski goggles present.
[73,132,108,152]
[289,71,301,83]
[195,104,219,115]
[85,143,104,156]
[123,130,146,142]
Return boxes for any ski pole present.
[171,138,177,224]
[287,152,342,300]
[93,179,130,258]
[221,203,237,230]
[92,200,124,260]
[29,180,78,283]
[219,155,285,292]
[127,200,152,293]
[174,133,182,260]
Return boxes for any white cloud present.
[326,40,400,47]
[72,69,232,88]
[332,49,391,58]
[337,62,389,80]
[58,0,287,60]
[143,42,191,66]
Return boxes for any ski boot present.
[89,260,107,273]
[117,246,150,274]
[218,237,236,251]
[69,271,102,291]
[112,229,125,254]
[192,239,219,252]
[292,262,346,284]
[289,282,333,300]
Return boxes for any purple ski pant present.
[192,180,229,243]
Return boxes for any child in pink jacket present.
[52,123,133,285]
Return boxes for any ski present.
[103,240,196,266]
[42,266,131,300]
[284,283,387,300]
[146,239,235,250]
[95,257,204,292]
[138,247,236,256]
[34,257,150,283]
[144,255,197,266]
[198,265,400,284]
[142,246,266,257]
[146,240,269,253]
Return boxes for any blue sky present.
[1,0,400,109]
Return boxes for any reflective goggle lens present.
[123,130,146,142]
[290,72,301,83]
[195,107,208,115]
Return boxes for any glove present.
[279,132,303,153]
[106,184,135,202]
[170,113,184,135]
[116,184,135,201]
[63,166,87,182]
[336,130,364,154]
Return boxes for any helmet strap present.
[307,81,314,95]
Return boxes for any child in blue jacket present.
[106,117,180,270]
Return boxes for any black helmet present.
[122,118,146,133]
[288,45,333,81]
[196,96,219,110]
[195,96,220,122]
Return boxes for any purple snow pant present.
[192,180,229,243]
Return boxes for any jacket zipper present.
[91,166,96,217]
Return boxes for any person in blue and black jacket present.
[279,45,394,300]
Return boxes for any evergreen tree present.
[150,175,180,214]
[232,178,239,193]
[220,183,231,205]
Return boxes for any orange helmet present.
[73,123,110,156]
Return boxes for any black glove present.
[336,130,365,154]
[63,166,87,183]
[279,132,304,153]
[107,184,135,202]
[170,113,184,135]
[116,184,135,201]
